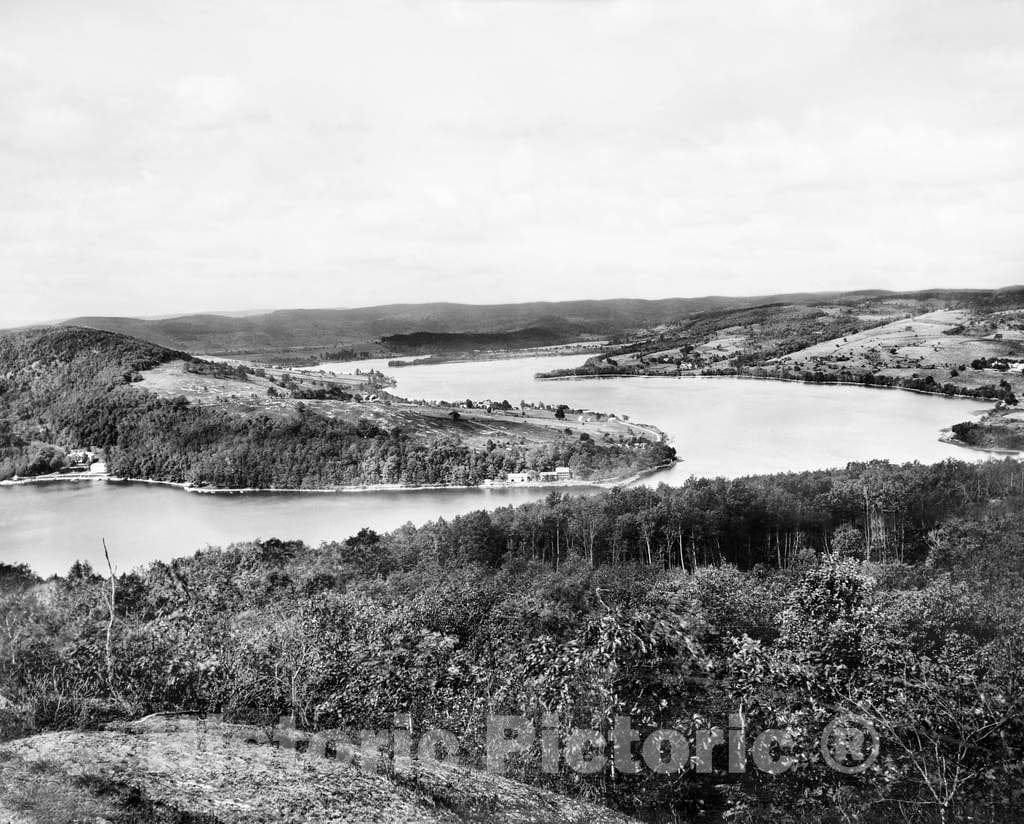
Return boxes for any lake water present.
[0,354,992,575]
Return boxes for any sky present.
[2,0,1023,327]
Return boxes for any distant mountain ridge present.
[60,298,757,353]
[59,288,1024,355]
[381,325,576,353]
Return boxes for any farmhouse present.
[506,471,535,484]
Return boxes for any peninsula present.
[0,327,674,490]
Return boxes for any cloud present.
[170,75,245,128]
[0,0,1023,326]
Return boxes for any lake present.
[0,354,993,575]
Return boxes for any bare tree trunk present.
[863,488,871,561]
[102,539,117,692]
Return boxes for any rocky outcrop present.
[0,716,637,824]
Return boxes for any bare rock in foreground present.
[0,716,637,824]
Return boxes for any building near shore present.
[67,450,95,467]
[539,466,573,482]
[506,471,536,484]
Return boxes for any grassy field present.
[551,295,1024,393]
[137,360,659,452]
[533,293,1024,456]
[776,308,1024,383]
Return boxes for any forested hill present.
[0,326,188,478]
[381,326,568,353]
[61,298,764,353]
[0,326,673,487]
[58,287,1024,356]
[1,458,1022,821]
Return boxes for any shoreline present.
[537,369,1004,400]
[380,342,607,368]
[0,459,679,496]
[5,365,1013,495]
[537,370,1023,458]
[537,369,1003,412]
[937,433,1023,456]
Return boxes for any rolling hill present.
[59,293,859,355]
[0,326,674,487]
[58,288,1024,358]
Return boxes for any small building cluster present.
[502,467,574,484]
[66,450,107,474]
[67,450,95,467]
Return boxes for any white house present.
[539,466,574,482]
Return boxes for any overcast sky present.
[2,0,1023,327]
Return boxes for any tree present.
[851,664,1021,824]
[25,443,66,475]
[102,540,117,692]
[829,524,864,559]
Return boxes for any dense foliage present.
[0,327,673,487]
[0,326,185,479]
[721,366,1019,405]
[1,458,1022,822]
[382,327,568,354]
[952,420,1024,451]
[540,360,1021,407]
